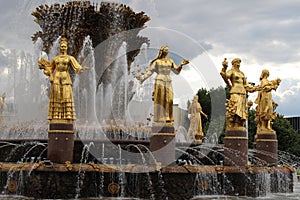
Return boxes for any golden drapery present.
[47,56,82,120]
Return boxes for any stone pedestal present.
[150,126,175,166]
[255,132,278,165]
[48,121,74,163]
[224,128,248,166]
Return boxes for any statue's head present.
[151,45,169,64]
[60,37,68,53]
[158,45,169,57]
[260,69,270,80]
[231,58,241,68]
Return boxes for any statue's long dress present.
[227,70,248,121]
[152,59,182,123]
[255,79,275,123]
[48,55,82,120]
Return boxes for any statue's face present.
[161,46,169,55]
[233,61,241,68]
[60,43,68,52]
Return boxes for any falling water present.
[74,36,98,124]
[13,38,49,121]
[96,41,129,122]
[113,42,128,121]
[127,43,154,124]
[75,142,94,199]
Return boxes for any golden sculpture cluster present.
[220,58,281,134]
[37,37,281,140]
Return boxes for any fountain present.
[0,1,297,199]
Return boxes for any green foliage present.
[273,115,300,157]
[196,86,227,142]
[197,88,211,118]
[247,109,257,148]
[297,169,300,175]
[246,111,300,156]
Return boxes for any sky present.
[0,0,300,116]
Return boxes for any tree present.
[196,87,227,142]
[247,109,257,148]
[273,115,300,157]
[247,110,300,156]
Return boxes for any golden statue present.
[137,45,189,125]
[220,58,258,129]
[188,95,208,142]
[38,37,88,122]
[254,69,281,133]
[0,92,6,122]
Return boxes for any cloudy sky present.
[1,0,300,116]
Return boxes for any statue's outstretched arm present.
[69,56,88,73]
[138,62,155,84]
[220,58,232,89]
[171,59,189,75]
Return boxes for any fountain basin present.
[0,162,295,199]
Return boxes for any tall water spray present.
[74,36,98,124]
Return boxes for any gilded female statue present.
[137,45,189,125]
[255,69,281,133]
[220,58,258,128]
[38,37,87,121]
[188,95,208,142]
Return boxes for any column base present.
[224,128,248,166]
[150,126,175,166]
[48,122,74,164]
[255,132,278,165]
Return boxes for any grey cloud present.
[146,0,300,64]
[273,79,300,116]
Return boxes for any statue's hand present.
[38,58,49,69]
[222,58,228,69]
[49,75,54,83]
[137,76,144,84]
[275,78,281,85]
[182,59,189,66]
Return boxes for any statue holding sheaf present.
[220,58,259,129]
[38,37,88,122]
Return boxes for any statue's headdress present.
[60,37,68,45]
[231,58,241,65]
